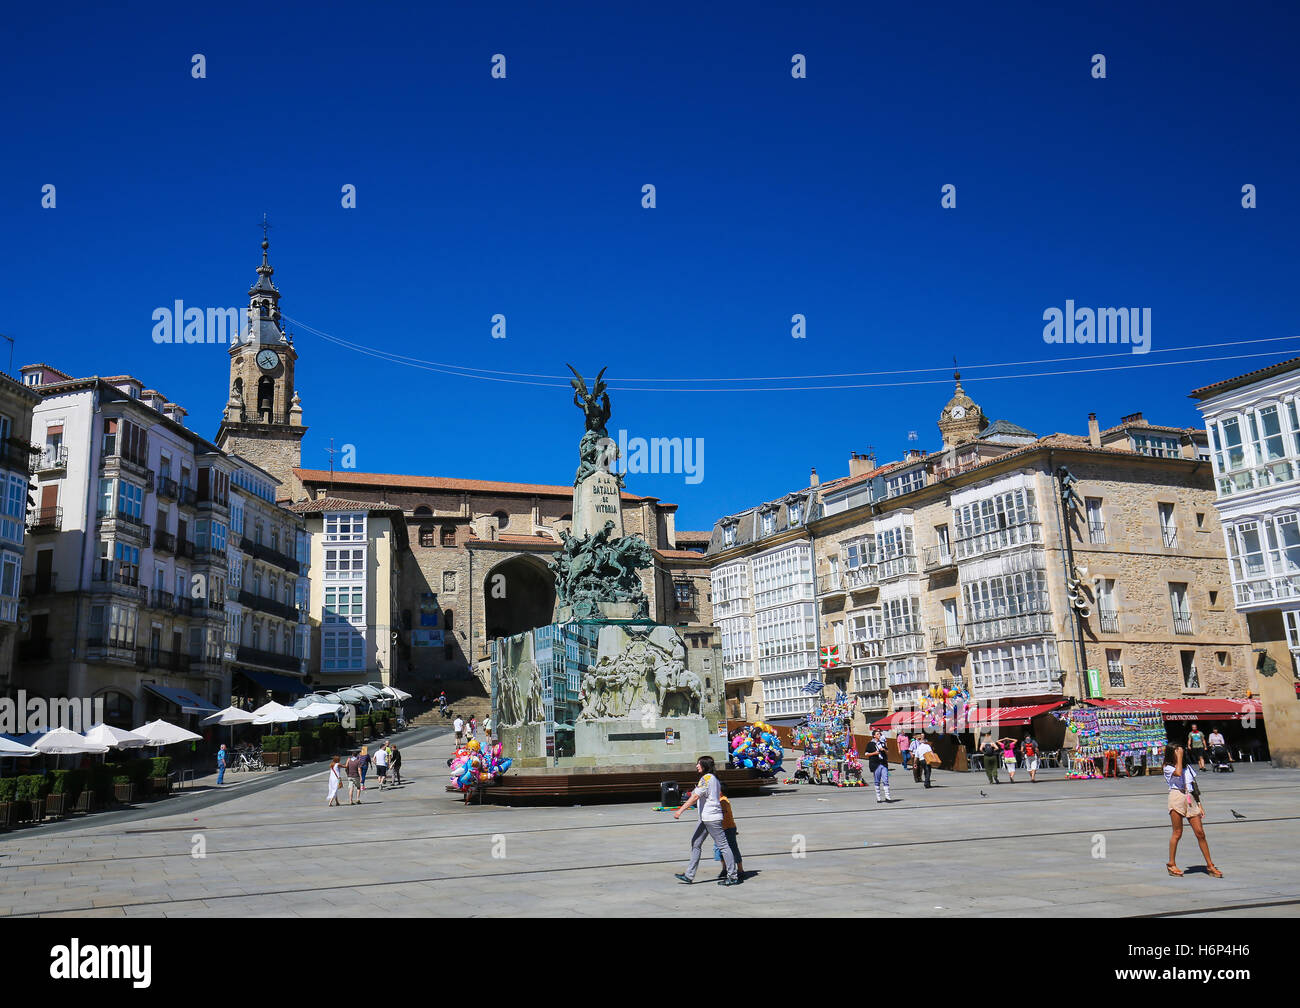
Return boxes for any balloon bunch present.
[449,737,514,790]
[920,684,971,731]
[837,748,867,787]
[730,721,785,775]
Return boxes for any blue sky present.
[2,1,1297,529]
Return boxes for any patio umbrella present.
[0,735,39,757]
[132,719,202,746]
[251,701,302,725]
[83,724,149,750]
[201,706,259,726]
[32,727,110,755]
[297,701,343,719]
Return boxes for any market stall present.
[1055,705,1167,778]
[791,693,862,786]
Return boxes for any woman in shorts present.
[998,736,1019,783]
[1022,735,1040,782]
[1164,744,1221,878]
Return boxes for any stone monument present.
[491,365,725,769]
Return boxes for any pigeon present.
[1231,809,1247,820]
[980,790,988,797]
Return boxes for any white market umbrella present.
[297,701,342,719]
[352,685,384,699]
[251,702,301,726]
[202,706,259,726]
[132,719,202,747]
[385,687,412,701]
[32,727,110,756]
[83,724,149,750]
[0,735,39,757]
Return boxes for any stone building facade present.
[0,373,41,695]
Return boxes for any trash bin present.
[660,781,680,807]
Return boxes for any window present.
[99,478,115,517]
[324,512,366,542]
[324,547,365,580]
[723,525,736,547]
[788,501,802,524]
[441,526,456,547]
[1158,503,1176,548]
[494,511,509,530]
[885,467,925,498]
[953,487,1039,559]
[117,482,143,520]
[443,570,457,593]
[324,585,365,623]
[1196,511,1206,530]
[323,628,365,671]
[1097,578,1118,631]
[761,511,775,536]
[419,526,435,547]
[1170,583,1192,633]
[115,542,140,583]
[675,581,694,606]
[1106,648,1124,688]
[1086,498,1105,544]
[1181,650,1199,689]
[1132,433,1180,457]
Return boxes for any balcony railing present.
[236,645,300,673]
[844,564,878,591]
[197,493,230,511]
[1098,608,1119,633]
[21,573,57,595]
[36,444,68,472]
[857,691,889,711]
[90,569,147,602]
[241,537,300,574]
[193,544,228,565]
[27,507,62,533]
[176,539,195,558]
[85,639,144,664]
[97,509,150,540]
[817,572,845,595]
[851,639,882,661]
[177,486,197,508]
[157,476,180,501]
[930,627,967,652]
[239,589,300,622]
[953,518,1043,561]
[723,660,756,682]
[887,669,929,687]
[882,632,926,656]
[924,546,956,573]
[142,649,191,673]
[970,666,1062,696]
[878,555,919,580]
[101,450,150,473]
[1161,527,1178,549]
[1233,574,1300,607]
[1088,522,1107,545]
[174,597,193,616]
[963,611,1055,644]
[1172,614,1193,635]
[153,531,176,554]
[148,588,175,611]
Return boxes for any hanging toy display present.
[448,736,514,792]
[729,721,785,776]
[919,684,971,732]
[793,693,858,785]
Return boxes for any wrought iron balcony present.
[36,444,68,472]
[157,477,180,501]
[240,537,300,573]
[1161,527,1178,549]
[844,564,878,591]
[923,546,956,573]
[930,627,968,653]
[1088,522,1107,545]
[153,531,176,554]
[1173,614,1193,635]
[236,645,300,673]
[238,589,299,622]
[21,573,57,595]
[148,588,175,611]
[27,506,62,533]
[817,572,846,596]
[1098,608,1119,633]
[878,555,919,580]
[176,486,198,509]
[143,649,191,673]
[85,639,145,664]
[176,539,195,558]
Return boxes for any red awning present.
[871,701,1064,732]
[1083,698,1262,722]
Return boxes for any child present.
[714,780,745,882]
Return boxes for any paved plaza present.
[2,729,1297,917]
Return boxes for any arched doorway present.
[483,555,555,642]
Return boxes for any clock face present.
[950,406,966,420]
[256,349,278,372]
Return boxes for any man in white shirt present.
[1207,728,1229,763]
[912,737,935,788]
[373,740,389,788]
[453,716,465,746]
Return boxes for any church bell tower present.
[215,227,307,502]
[937,370,988,449]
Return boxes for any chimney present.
[1088,413,1101,448]
[809,467,819,487]
[848,452,875,477]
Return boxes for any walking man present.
[866,729,892,803]
[981,735,1000,784]
[373,741,389,789]
[389,742,402,785]
[345,752,362,804]
[454,715,465,746]
[217,744,227,785]
[913,735,935,788]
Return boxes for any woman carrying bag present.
[1163,744,1222,878]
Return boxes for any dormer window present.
[789,501,803,524]
[723,524,737,547]
[761,512,775,536]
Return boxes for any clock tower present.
[937,370,988,449]
[216,234,307,502]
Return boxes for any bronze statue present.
[567,364,611,437]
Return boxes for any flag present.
[819,645,845,669]
[802,678,825,695]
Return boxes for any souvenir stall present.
[1055,706,1167,778]
[790,693,861,786]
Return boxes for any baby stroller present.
[1209,743,1234,772]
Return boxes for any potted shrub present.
[16,774,49,823]
[113,774,136,805]
[0,777,16,829]
[286,732,302,765]
[149,757,171,797]
[46,770,71,819]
